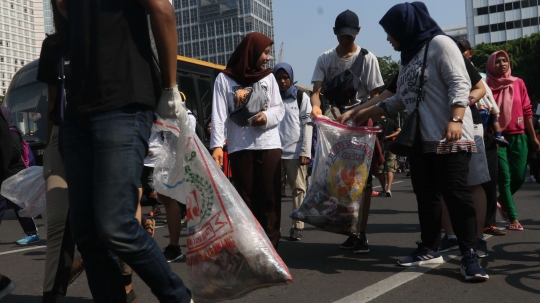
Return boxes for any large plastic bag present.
[1,166,46,218]
[152,111,292,302]
[291,116,379,236]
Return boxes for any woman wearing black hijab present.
[210,32,284,248]
[355,2,488,281]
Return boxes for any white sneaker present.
[530,176,537,183]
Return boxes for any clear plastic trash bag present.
[152,109,292,302]
[291,116,379,236]
[0,166,46,218]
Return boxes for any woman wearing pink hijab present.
[486,50,540,231]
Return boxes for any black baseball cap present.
[334,10,360,36]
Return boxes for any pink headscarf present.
[486,50,517,131]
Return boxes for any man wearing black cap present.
[310,9,384,254]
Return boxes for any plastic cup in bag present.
[291,116,379,236]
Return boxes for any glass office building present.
[173,0,275,67]
[0,0,46,95]
[466,0,540,45]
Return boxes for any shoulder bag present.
[388,40,431,156]
[229,81,269,127]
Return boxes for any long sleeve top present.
[492,78,532,135]
[279,92,313,159]
[378,35,476,154]
[210,73,285,154]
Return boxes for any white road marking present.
[0,245,46,256]
[372,181,404,189]
[333,235,492,303]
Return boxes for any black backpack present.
[321,48,368,107]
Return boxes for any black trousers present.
[229,149,282,249]
[482,132,499,228]
[410,152,477,253]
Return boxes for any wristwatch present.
[450,116,463,123]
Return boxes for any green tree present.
[377,56,400,92]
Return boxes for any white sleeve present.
[300,92,313,158]
[434,37,471,108]
[261,74,284,129]
[362,53,385,92]
[189,114,197,133]
[378,94,406,115]
[299,92,312,126]
[484,83,500,114]
[311,55,326,83]
[210,74,228,149]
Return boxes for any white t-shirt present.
[279,91,312,159]
[210,73,284,154]
[311,45,384,103]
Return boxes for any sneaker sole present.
[0,281,15,300]
[353,248,370,254]
[477,251,489,258]
[340,245,354,250]
[398,256,444,267]
[439,245,459,253]
[166,253,184,263]
[461,268,489,281]
[16,239,40,246]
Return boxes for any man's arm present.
[369,88,380,99]
[310,81,323,117]
[385,128,401,140]
[138,0,177,87]
[336,90,394,124]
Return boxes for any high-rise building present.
[173,0,275,67]
[466,0,540,46]
[42,0,53,35]
[0,0,45,95]
[442,24,468,41]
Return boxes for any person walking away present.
[486,50,540,231]
[356,2,488,281]
[310,9,384,254]
[211,32,285,248]
[273,62,313,241]
[374,115,400,197]
[0,107,40,246]
[62,0,192,301]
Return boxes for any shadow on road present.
[4,294,93,303]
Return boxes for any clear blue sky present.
[273,0,466,86]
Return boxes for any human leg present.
[65,106,190,302]
[385,150,397,194]
[436,153,477,254]
[497,144,518,222]
[42,126,76,302]
[482,132,502,233]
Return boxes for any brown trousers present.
[229,149,282,248]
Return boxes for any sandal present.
[506,223,524,231]
[144,218,156,237]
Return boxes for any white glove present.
[155,85,183,119]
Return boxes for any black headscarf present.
[379,2,445,65]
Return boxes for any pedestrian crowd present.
[0,0,539,302]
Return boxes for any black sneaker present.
[398,242,443,267]
[406,171,411,177]
[460,249,489,281]
[476,238,489,258]
[0,275,15,300]
[439,235,459,252]
[289,228,302,241]
[353,233,370,254]
[163,245,184,263]
[340,236,358,249]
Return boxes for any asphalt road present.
[1,173,539,302]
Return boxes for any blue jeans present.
[63,105,190,303]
